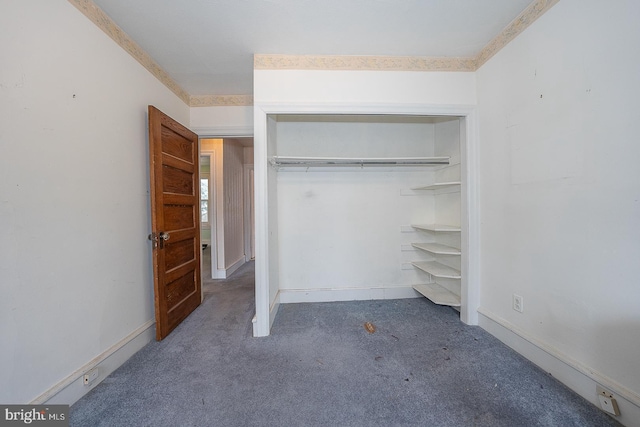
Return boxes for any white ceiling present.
[91,0,533,97]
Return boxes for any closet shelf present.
[411,181,461,191]
[412,261,461,279]
[269,156,450,168]
[411,224,461,232]
[413,283,461,307]
[412,242,461,256]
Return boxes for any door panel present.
[164,205,195,230]
[148,106,201,340]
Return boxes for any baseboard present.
[269,291,281,331]
[225,256,245,278]
[31,320,155,406]
[279,285,421,304]
[478,308,640,427]
[215,256,246,279]
[212,268,226,279]
[253,292,280,337]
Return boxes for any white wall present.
[476,0,640,422]
[254,70,476,105]
[0,1,189,404]
[253,69,477,336]
[190,106,253,136]
[275,117,437,300]
[222,139,246,271]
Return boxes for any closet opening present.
[254,108,479,337]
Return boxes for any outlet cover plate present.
[513,294,524,313]
[83,367,99,386]
[598,395,620,416]
[596,385,620,416]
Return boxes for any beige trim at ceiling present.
[475,0,561,68]
[69,0,559,107]
[190,95,254,107]
[254,55,477,72]
[67,0,191,105]
[254,0,560,73]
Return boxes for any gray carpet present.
[70,261,620,426]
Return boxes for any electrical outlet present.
[597,386,620,416]
[513,294,524,313]
[83,367,99,386]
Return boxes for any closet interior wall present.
[267,114,463,307]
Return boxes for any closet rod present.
[269,156,450,167]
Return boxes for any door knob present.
[159,231,170,248]
[148,232,170,249]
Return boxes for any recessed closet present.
[256,112,471,335]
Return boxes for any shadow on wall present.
[593,321,640,394]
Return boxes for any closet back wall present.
[275,116,437,302]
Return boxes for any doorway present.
[199,137,254,282]
[200,151,216,280]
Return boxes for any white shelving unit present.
[411,224,461,232]
[410,216,462,307]
[411,181,461,191]
[412,242,461,255]
[412,261,461,279]
[412,283,461,307]
[411,158,462,307]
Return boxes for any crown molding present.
[67,0,190,105]
[254,54,476,72]
[190,95,254,107]
[475,0,561,68]
[70,0,560,107]
[254,0,560,73]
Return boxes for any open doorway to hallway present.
[200,137,254,281]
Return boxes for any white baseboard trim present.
[478,308,640,427]
[212,268,226,279]
[31,320,155,406]
[279,285,421,304]
[253,292,280,337]
[269,291,281,331]
[215,256,246,279]
[225,256,246,278]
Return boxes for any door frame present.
[252,102,480,337]
[200,150,217,279]
[195,130,254,283]
[243,164,255,262]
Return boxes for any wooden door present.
[148,106,201,340]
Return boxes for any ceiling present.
[91,0,533,97]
